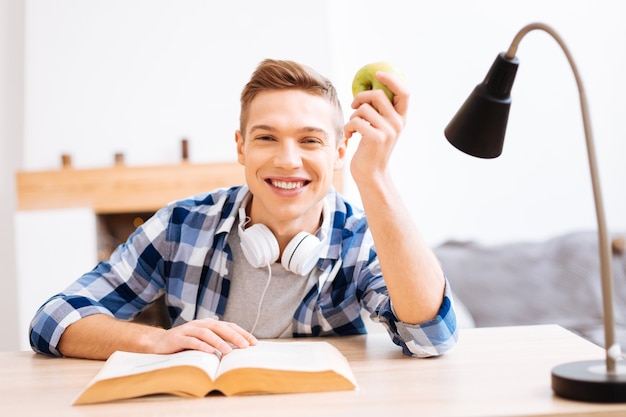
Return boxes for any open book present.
[74,341,357,405]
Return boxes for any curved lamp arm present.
[508,22,616,373]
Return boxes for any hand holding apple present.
[351,61,405,102]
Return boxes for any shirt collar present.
[215,185,250,235]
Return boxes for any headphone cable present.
[249,263,272,335]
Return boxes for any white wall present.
[15,209,98,350]
[1,0,24,351]
[9,0,626,349]
[23,0,334,169]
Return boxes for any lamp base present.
[552,360,626,402]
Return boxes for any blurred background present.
[1,0,625,350]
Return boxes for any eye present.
[255,135,275,142]
[301,137,324,145]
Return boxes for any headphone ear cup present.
[282,232,324,276]
[239,223,280,268]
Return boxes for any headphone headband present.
[237,207,324,275]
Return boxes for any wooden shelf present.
[16,162,246,214]
[16,161,344,214]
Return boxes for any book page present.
[217,341,356,385]
[92,350,221,383]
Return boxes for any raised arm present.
[344,71,446,325]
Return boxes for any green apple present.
[351,61,404,101]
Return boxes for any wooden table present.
[3,324,626,416]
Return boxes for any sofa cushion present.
[435,231,626,348]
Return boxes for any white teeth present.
[272,180,304,190]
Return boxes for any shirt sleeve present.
[355,254,458,357]
[29,207,171,357]
[346,227,457,357]
[377,280,459,358]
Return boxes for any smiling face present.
[236,89,346,237]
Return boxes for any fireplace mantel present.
[16,161,247,214]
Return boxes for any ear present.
[235,130,245,165]
[333,135,349,171]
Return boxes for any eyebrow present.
[249,124,329,138]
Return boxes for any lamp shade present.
[444,52,520,158]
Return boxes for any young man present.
[30,59,457,360]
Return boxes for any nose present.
[273,139,302,169]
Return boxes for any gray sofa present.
[435,230,626,348]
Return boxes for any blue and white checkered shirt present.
[29,186,458,358]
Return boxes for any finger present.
[348,117,386,146]
[351,89,406,131]
[349,102,403,137]
[182,326,236,354]
[153,327,224,355]
[343,124,357,140]
[350,102,385,128]
[197,319,257,349]
[224,322,258,346]
[352,71,409,120]
[345,112,369,135]
[351,88,391,111]
[375,71,409,115]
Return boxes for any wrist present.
[135,325,167,354]
[354,171,396,202]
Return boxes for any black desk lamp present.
[444,22,626,402]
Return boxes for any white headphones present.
[237,206,326,276]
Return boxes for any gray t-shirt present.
[222,220,319,338]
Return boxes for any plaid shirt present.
[30,186,458,357]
